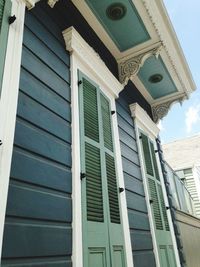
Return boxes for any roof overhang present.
[71,0,196,122]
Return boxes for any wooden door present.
[79,72,126,267]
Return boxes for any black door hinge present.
[80,173,86,180]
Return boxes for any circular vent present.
[106,3,127,20]
[149,74,163,83]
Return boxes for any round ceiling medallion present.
[106,3,127,20]
[149,74,163,83]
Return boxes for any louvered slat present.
[85,143,104,222]
[141,133,154,176]
[150,142,160,181]
[101,94,113,151]
[149,178,163,230]
[83,78,99,142]
[158,184,169,231]
[106,153,120,224]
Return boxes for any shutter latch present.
[78,80,82,86]
[149,199,154,204]
[9,15,16,25]
[119,187,124,193]
[111,110,115,115]
[80,173,86,180]
[0,140,2,146]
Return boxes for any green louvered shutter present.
[79,72,126,267]
[0,0,12,96]
[140,132,177,267]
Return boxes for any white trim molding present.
[62,26,133,267]
[130,102,181,267]
[0,0,26,260]
[63,27,124,98]
[24,0,59,9]
[130,103,159,138]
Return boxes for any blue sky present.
[159,1,200,143]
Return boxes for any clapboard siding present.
[116,98,156,267]
[2,4,72,266]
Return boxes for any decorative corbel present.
[24,0,59,9]
[118,44,162,85]
[48,0,59,8]
[152,95,187,123]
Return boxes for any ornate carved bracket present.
[47,0,59,8]
[24,0,59,9]
[152,96,186,123]
[118,44,162,85]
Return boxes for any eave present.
[71,0,196,123]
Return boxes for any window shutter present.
[0,0,11,95]
[106,153,120,224]
[85,143,103,222]
[101,94,113,151]
[141,133,154,176]
[150,142,160,181]
[83,78,99,142]
[149,178,163,230]
[158,184,170,231]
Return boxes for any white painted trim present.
[134,126,161,267]
[62,27,124,98]
[63,26,133,267]
[0,0,26,260]
[130,103,159,137]
[131,103,181,267]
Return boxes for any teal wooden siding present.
[1,5,72,267]
[116,98,156,267]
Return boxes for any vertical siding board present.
[116,96,156,267]
[2,3,72,266]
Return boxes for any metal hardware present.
[149,199,154,204]
[0,140,2,146]
[139,135,142,139]
[80,173,86,180]
[8,15,16,25]
[166,206,170,210]
[111,110,115,115]
[78,80,82,86]
[119,187,124,193]
[154,149,159,153]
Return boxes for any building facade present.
[0,0,195,266]
[163,135,200,218]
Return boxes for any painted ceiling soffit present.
[24,0,59,9]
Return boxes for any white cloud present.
[185,104,200,133]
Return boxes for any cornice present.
[62,27,123,98]
[130,103,159,137]
[118,44,162,85]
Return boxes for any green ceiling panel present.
[138,56,178,99]
[86,0,150,51]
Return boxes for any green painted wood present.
[2,223,72,258]
[140,132,177,267]
[11,149,72,193]
[79,72,126,267]
[0,0,11,96]
[6,183,72,222]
